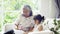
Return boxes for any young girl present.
[33,14,44,31]
[24,14,45,34]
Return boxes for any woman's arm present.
[38,25,43,31]
[15,19,20,30]
[15,16,21,30]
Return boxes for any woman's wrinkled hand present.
[23,32,28,34]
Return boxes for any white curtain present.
[40,0,59,18]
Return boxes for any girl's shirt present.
[33,24,43,31]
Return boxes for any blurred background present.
[0,0,60,32]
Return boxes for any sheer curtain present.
[40,0,59,18]
[55,0,60,18]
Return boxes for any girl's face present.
[34,20,40,25]
[23,7,30,17]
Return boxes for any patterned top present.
[15,15,34,31]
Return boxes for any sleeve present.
[30,22,35,27]
[14,15,21,25]
[30,16,35,27]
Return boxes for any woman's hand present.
[29,27,33,32]
[15,23,23,30]
[15,24,18,30]
[23,32,28,34]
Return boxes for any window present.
[0,0,41,32]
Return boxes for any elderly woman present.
[15,5,34,32]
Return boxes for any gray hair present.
[23,5,33,16]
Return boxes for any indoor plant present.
[50,19,60,34]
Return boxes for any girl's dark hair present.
[34,14,45,23]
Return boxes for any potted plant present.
[50,19,60,34]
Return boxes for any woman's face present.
[23,7,30,17]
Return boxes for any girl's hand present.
[38,25,43,31]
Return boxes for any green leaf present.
[54,19,57,25]
[57,20,60,24]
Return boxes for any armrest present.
[28,30,53,34]
[4,23,15,32]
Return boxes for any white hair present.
[23,5,32,12]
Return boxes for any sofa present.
[4,18,56,34]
